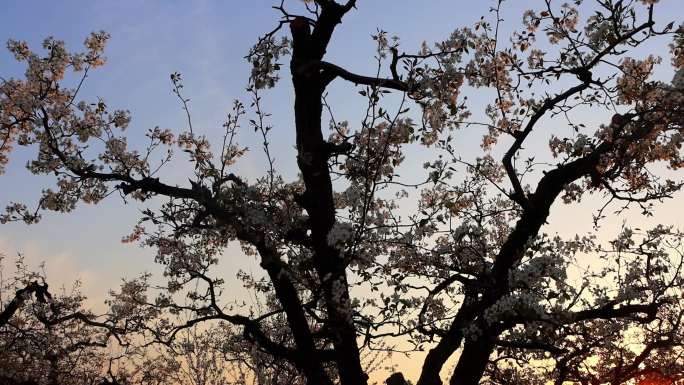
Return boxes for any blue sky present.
[1,0,684,342]
[2,0,684,380]
[0,0,509,301]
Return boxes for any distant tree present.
[0,256,123,385]
[1,1,684,384]
[120,324,308,385]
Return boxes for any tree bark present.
[289,8,368,385]
[449,337,495,385]
[416,303,476,385]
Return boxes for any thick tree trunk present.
[449,337,495,385]
[416,304,476,385]
[417,142,609,385]
[260,245,333,385]
[289,12,368,385]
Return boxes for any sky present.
[0,0,529,307]
[1,0,684,381]
[0,0,502,293]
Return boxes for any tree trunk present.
[290,14,368,385]
[416,304,475,385]
[449,337,495,385]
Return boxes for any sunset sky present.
[0,0,514,304]
[2,0,684,380]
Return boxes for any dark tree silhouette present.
[2,1,684,384]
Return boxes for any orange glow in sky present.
[638,371,676,385]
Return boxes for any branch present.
[317,61,409,91]
[416,272,484,338]
[309,1,357,59]
[494,338,567,355]
[568,301,664,323]
[501,13,657,210]
[0,281,51,327]
[502,81,592,209]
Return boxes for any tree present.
[1,0,684,384]
[0,256,125,385]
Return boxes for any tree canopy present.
[1,0,684,384]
